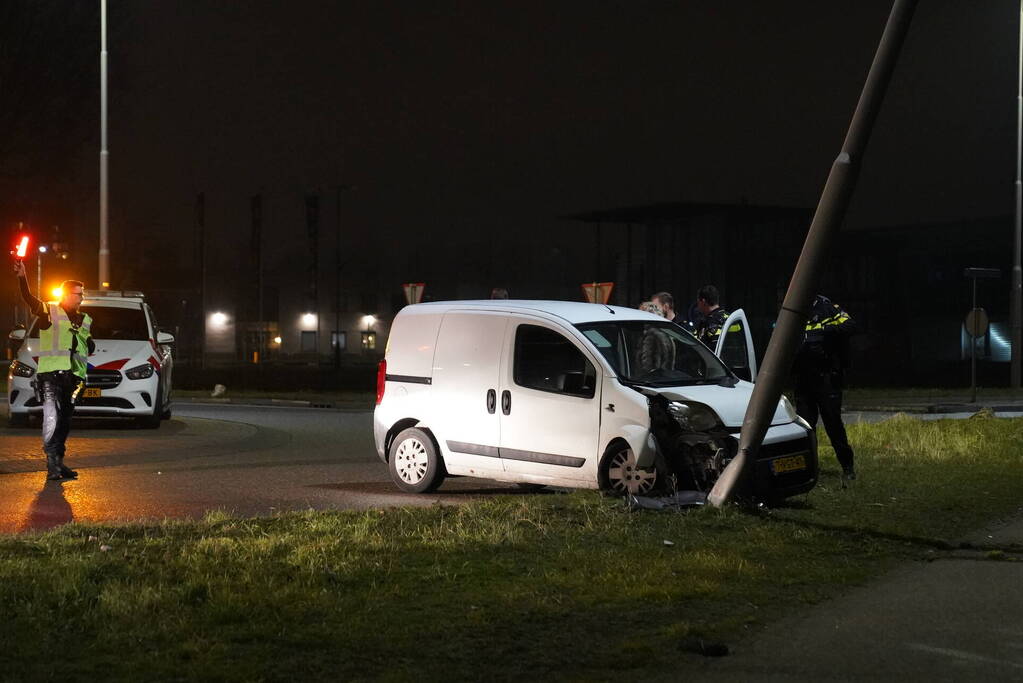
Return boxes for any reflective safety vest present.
[37,304,92,379]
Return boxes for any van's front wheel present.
[388,428,445,493]
[600,444,658,496]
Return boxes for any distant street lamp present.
[98,0,110,290]
[36,246,46,298]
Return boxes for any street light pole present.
[1012,0,1023,389]
[708,0,918,507]
[98,0,110,289]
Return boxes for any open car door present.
[714,308,757,382]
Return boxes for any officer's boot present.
[57,455,78,479]
[45,452,63,481]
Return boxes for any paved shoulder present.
[697,514,1023,681]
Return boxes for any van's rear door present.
[429,311,509,476]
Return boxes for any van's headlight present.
[779,395,798,422]
[10,360,35,378]
[125,363,154,380]
[668,401,722,432]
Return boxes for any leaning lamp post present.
[709,0,919,507]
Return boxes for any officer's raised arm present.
[13,259,44,314]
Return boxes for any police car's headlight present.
[779,394,798,422]
[125,363,154,380]
[668,401,722,432]
[10,360,35,378]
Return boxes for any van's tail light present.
[376,359,387,405]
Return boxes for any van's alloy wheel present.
[605,447,657,495]
[388,427,444,493]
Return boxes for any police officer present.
[693,285,730,348]
[793,294,857,481]
[13,260,94,480]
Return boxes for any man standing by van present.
[13,260,94,480]
[651,291,679,324]
[793,294,857,482]
[693,285,730,348]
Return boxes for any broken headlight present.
[667,401,722,432]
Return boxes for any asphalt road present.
[5,403,1022,534]
[0,403,520,534]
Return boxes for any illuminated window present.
[331,331,347,351]
[361,331,376,350]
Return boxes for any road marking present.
[906,643,1023,670]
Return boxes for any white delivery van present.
[373,301,817,501]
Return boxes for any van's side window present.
[514,325,596,398]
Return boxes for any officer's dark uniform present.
[793,295,857,478]
[18,276,95,480]
[695,307,730,348]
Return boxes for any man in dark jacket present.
[693,285,730,348]
[793,295,857,482]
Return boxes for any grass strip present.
[1,415,1021,681]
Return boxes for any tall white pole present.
[99,0,110,289]
[1012,0,1022,388]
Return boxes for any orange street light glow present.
[52,287,64,298]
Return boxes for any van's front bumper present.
[752,421,818,498]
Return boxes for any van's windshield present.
[575,320,732,387]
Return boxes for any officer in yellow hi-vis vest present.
[14,260,95,480]
[793,294,857,483]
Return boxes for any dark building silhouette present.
[567,203,1014,387]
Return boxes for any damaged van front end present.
[644,390,817,504]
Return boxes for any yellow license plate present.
[771,454,806,474]
[84,388,102,398]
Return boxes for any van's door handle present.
[486,389,496,414]
[501,390,511,415]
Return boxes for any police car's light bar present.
[83,290,145,299]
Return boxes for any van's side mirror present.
[156,331,175,345]
[8,329,26,342]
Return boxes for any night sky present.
[1,0,1018,303]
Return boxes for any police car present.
[6,290,174,428]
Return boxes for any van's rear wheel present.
[600,445,658,496]
[388,428,445,493]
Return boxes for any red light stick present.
[15,236,29,259]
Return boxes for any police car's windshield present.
[29,305,150,341]
[83,306,150,340]
[575,320,732,387]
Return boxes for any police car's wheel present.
[388,428,444,493]
[601,445,658,496]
